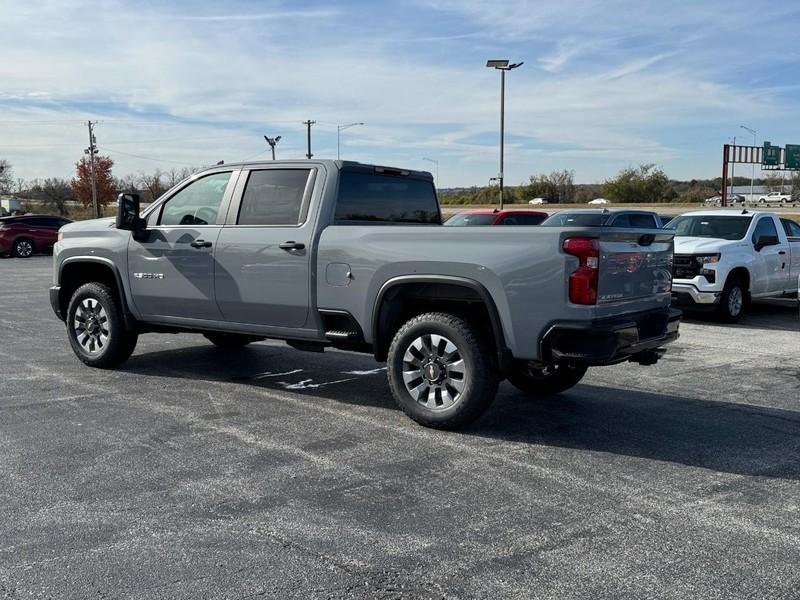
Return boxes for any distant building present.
[0,195,24,214]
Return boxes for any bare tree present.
[30,178,73,216]
[138,169,167,203]
[0,160,13,194]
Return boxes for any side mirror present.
[754,234,779,251]
[116,193,146,233]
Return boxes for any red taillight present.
[563,237,599,305]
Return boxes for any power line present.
[97,146,199,166]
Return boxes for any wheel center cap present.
[422,361,444,383]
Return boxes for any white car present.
[528,197,548,205]
[588,198,609,205]
[670,210,800,321]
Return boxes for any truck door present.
[214,167,317,328]
[127,171,237,320]
[750,216,789,295]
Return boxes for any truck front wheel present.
[66,282,138,368]
[387,312,499,429]
[717,276,746,323]
[507,362,587,397]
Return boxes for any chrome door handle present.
[279,241,305,251]
[190,239,212,249]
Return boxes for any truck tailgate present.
[597,229,674,304]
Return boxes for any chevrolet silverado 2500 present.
[50,160,680,428]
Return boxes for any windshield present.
[669,215,752,240]
[444,213,495,226]
[541,212,606,227]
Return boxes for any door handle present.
[189,239,212,249]
[279,241,305,251]
[779,251,787,255]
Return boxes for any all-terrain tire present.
[386,312,499,429]
[66,282,138,368]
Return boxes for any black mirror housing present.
[116,193,146,232]
[754,234,779,251]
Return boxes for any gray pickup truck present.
[50,160,680,428]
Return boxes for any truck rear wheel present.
[66,282,138,368]
[507,362,587,397]
[717,276,746,323]
[387,312,499,429]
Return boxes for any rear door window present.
[781,219,800,238]
[237,169,312,226]
[335,171,440,224]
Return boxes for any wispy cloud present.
[0,0,797,185]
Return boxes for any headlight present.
[694,254,720,265]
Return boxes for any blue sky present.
[1,0,799,186]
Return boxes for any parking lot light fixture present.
[337,122,364,160]
[486,59,524,210]
[422,157,439,189]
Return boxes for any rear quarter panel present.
[316,225,670,360]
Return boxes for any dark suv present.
[0,215,72,258]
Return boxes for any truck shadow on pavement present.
[681,299,799,332]
[122,342,800,481]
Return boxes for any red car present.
[444,208,548,226]
[0,215,72,258]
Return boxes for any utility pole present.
[85,121,99,218]
[264,135,282,160]
[741,125,757,204]
[303,120,316,159]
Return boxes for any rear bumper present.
[50,285,64,321]
[540,307,681,366]
[671,283,720,306]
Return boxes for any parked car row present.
[444,205,800,322]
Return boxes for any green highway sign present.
[762,142,780,166]
[785,144,800,169]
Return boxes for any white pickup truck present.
[758,191,797,207]
[669,210,800,321]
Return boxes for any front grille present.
[672,255,700,280]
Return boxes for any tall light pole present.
[422,157,439,189]
[264,135,281,160]
[486,59,523,210]
[741,125,757,203]
[337,122,364,160]
[729,136,736,200]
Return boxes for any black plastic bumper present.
[49,285,63,321]
[540,307,681,366]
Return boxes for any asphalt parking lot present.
[2,256,800,599]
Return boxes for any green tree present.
[524,169,575,203]
[603,164,669,203]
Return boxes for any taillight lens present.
[563,237,599,305]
